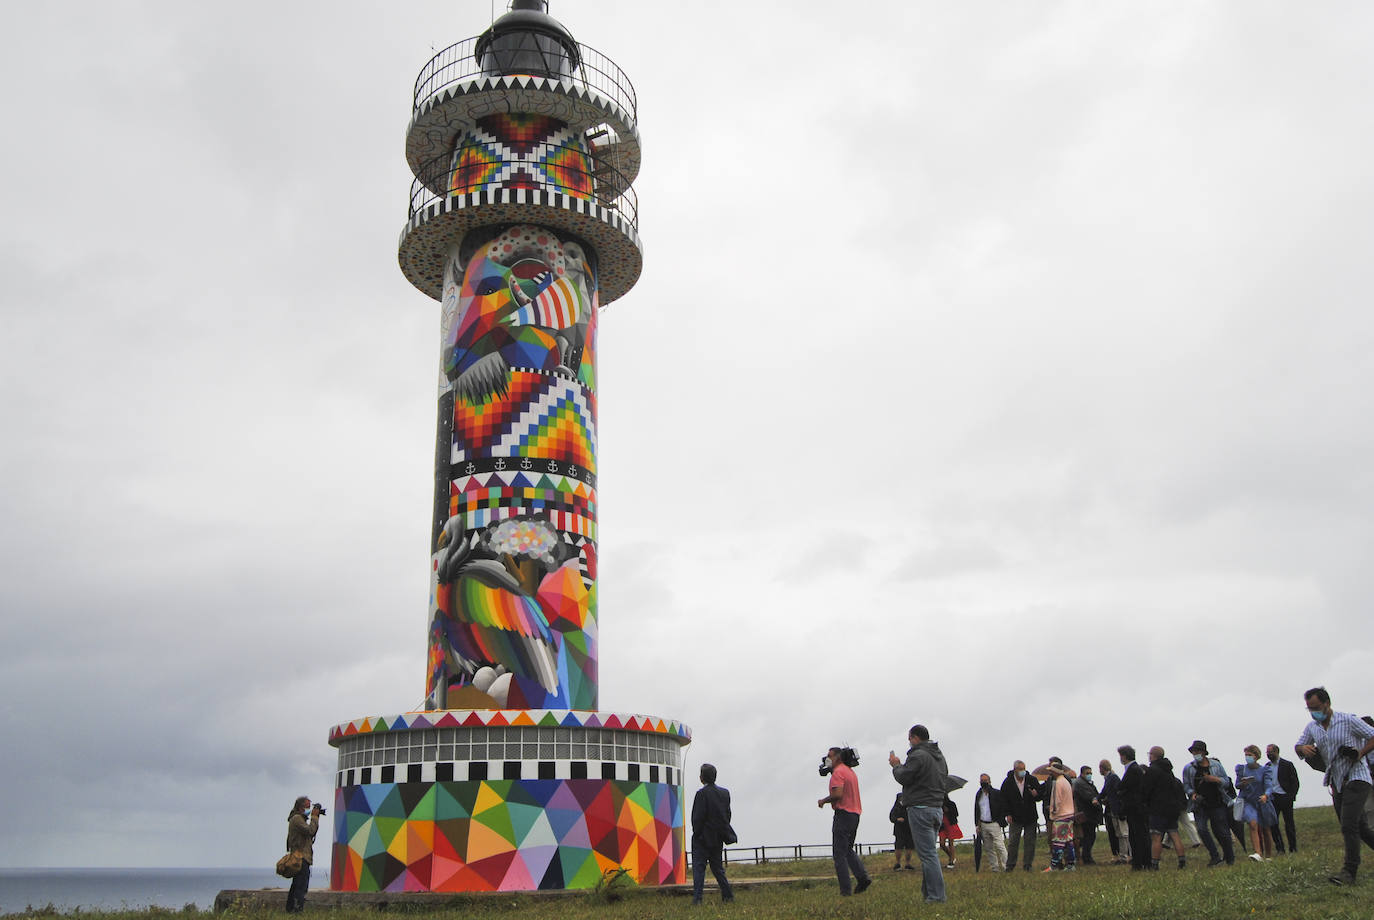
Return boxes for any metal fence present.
[413,36,636,122]
[722,842,903,866]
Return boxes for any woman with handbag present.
[1235,746,1277,861]
[285,796,321,912]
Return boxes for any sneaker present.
[1329,871,1356,886]
[892,864,902,871]
[854,878,872,894]
[1042,866,1055,873]
[946,862,956,869]
[1207,858,1223,867]
[1248,853,1263,862]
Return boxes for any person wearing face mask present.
[285,796,321,912]
[972,773,1008,872]
[1072,764,1101,865]
[1182,740,1235,867]
[1235,744,1277,861]
[998,759,1042,871]
[1265,743,1300,854]
[1295,686,1374,885]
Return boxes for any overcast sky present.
[3,0,1373,869]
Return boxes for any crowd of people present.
[686,686,1374,904]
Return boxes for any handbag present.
[276,851,305,879]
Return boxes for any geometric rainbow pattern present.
[452,370,596,470]
[449,114,594,202]
[328,709,691,742]
[449,478,596,540]
[330,777,684,891]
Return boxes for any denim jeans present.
[285,862,310,912]
[1332,780,1374,878]
[1194,806,1234,864]
[907,804,946,902]
[691,839,733,902]
[831,809,869,895]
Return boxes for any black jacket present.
[999,770,1042,824]
[1118,761,1146,815]
[1274,757,1300,798]
[691,783,733,849]
[1141,757,1182,819]
[973,785,1007,827]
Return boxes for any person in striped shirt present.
[1295,686,1374,885]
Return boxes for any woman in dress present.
[1235,744,1277,861]
[938,794,964,869]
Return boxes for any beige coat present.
[286,811,319,864]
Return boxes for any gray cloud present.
[3,0,1373,867]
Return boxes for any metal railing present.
[722,842,898,866]
[414,36,637,123]
[408,142,638,230]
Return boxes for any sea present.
[0,868,312,914]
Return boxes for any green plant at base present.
[586,867,637,904]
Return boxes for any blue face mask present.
[1015,770,1026,779]
[1310,709,1328,722]
[1245,755,1257,766]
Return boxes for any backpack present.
[1172,774,1188,813]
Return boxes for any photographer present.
[285,796,322,912]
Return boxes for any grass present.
[5,808,1370,919]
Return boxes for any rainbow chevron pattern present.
[451,371,596,471]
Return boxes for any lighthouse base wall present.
[327,710,690,892]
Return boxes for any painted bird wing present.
[444,569,559,694]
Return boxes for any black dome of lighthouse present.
[475,0,581,78]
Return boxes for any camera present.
[1338,745,1360,761]
[316,804,328,815]
[819,746,860,776]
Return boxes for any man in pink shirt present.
[819,746,872,895]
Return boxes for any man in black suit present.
[690,763,735,904]
[1117,744,1151,870]
[1267,743,1300,853]
[999,760,1042,871]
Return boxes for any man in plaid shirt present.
[1296,686,1374,885]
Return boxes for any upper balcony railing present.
[413,36,637,126]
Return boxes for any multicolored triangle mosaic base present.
[330,778,685,891]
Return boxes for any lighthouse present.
[326,1,690,892]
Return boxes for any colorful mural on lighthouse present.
[428,224,601,712]
[327,0,689,894]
